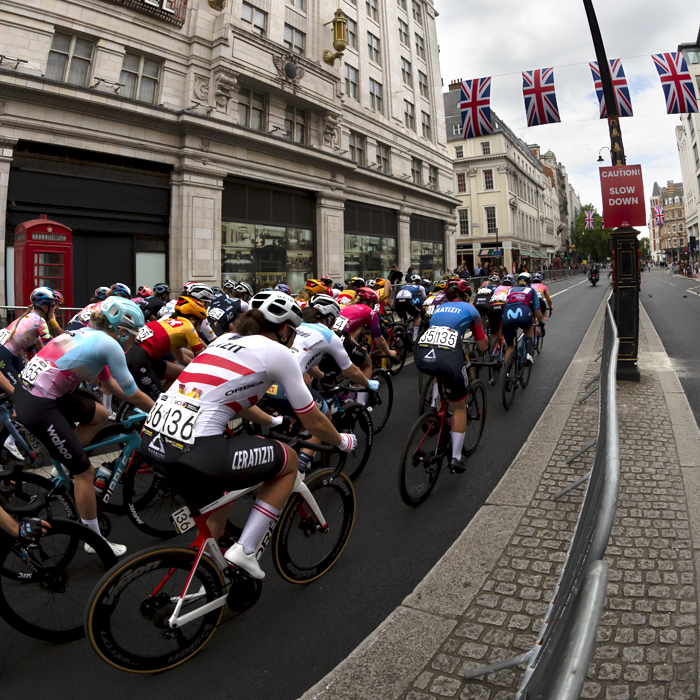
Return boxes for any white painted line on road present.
[669,283,676,286]
[550,278,590,298]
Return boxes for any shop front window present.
[410,215,445,280]
[344,202,398,283]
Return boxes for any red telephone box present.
[14,215,73,308]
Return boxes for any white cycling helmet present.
[308,294,341,320]
[517,272,531,285]
[250,291,303,328]
[182,282,213,303]
[235,282,254,298]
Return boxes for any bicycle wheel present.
[325,404,373,482]
[520,350,532,389]
[463,380,487,458]
[398,412,445,507]
[86,546,225,673]
[389,329,407,375]
[272,468,355,584]
[0,518,116,642]
[4,471,78,521]
[369,369,393,433]
[502,353,518,411]
[535,327,545,355]
[419,375,435,415]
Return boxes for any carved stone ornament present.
[321,110,342,146]
[467,167,477,177]
[273,52,305,87]
[193,76,210,102]
[214,70,238,108]
[497,164,508,173]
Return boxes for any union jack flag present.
[584,210,595,230]
[522,67,561,127]
[589,59,634,118]
[651,52,698,114]
[460,78,494,139]
[654,206,665,226]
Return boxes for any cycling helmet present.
[153,283,170,296]
[234,282,254,299]
[532,273,543,283]
[448,274,460,281]
[51,290,64,306]
[211,286,223,296]
[320,276,333,286]
[94,286,110,300]
[183,282,213,303]
[174,296,207,320]
[309,293,341,320]
[305,279,328,295]
[374,279,386,288]
[409,274,422,284]
[109,283,132,299]
[446,279,472,299]
[355,287,379,307]
[334,282,344,290]
[365,279,376,288]
[30,287,55,308]
[137,285,153,299]
[250,291,303,328]
[275,283,292,296]
[489,274,501,284]
[434,280,447,291]
[503,274,515,286]
[100,297,145,342]
[517,272,532,286]
[223,280,237,292]
[349,276,365,288]
[260,287,274,292]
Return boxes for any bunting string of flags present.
[459,52,698,140]
[654,206,665,226]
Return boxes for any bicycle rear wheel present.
[4,471,78,521]
[502,353,517,411]
[398,412,445,507]
[86,546,225,673]
[272,469,355,584]
[369,369,393,433]
[389,329,407,375]
[325,404,373,482]
[535,327,545,355]
[520,352,532,388]
[463,380,487,458]
[419,375,436,415]
[0,518,116,642]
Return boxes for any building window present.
[242,2,267,36]
[694,143,699,169]
[412,0,422,25]
[287,0,304,9]
[679,223,684,232]
[456,172,466,193]
[455,145,464,159]
[349,131,365,166]
[345,64,359,99]
[376,142,390,174]
[367,32,381,64]
[238,88,265,130]
[452,123,462,135]
[687,50,700,64]
[690,118,695,138]
[369,78,383,112]
[483,169,494,190]
[284,105,306,144]
[672,224,676,234]
[284,24,305,55]
[347,17,357,48]
[481,141,491,155]
[398,18,409,45]
[428,166,438,190]
[366,0,378,21]
[415,33,425,60]
[485,206,497,234]
[120,52,159,104]
[418,70,428,98]
[459,209,469,235]
[411,157,422,185]
[404,100,415,129]
[397,0,407,9]
[421,111,431,139]
[401,57,412,86]
[45,32,94,87]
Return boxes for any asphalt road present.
[0,274,607,700]
[641,268,700,427]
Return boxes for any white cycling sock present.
[102,393,112,411]
[357,391,368,406]
[81,518,101,537]
[451,432,465,460]
[412,325,420,341]
[238,500,280,555]
[431,382,440,408]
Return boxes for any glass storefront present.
[344,201,398,283]
[410,215,445,281]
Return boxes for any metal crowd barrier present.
[464,294,620,700]
[0,306,82,329]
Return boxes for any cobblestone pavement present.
[401,324,698,700]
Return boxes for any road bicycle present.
[502,329,533,411]
[85,433,356,673]
[533,317,545,355]
[400,374,487,507]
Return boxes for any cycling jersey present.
[336,303,382,339]
[207,294,247,337]
[292,322,352,374]
[136,317,204,359]
[67,301,102,329]
[428,301,487,341]
[337,290,356,305]
[489,285,511,308]
[532,282,552,311]
[157,299,177,319]
[21,327,138,400]
[0,312,50,354]
[504,286,540,314]
[473,284,497,313]
[143,295,166,321]
[396,284,427,306]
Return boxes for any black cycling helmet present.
[153,283,170,295]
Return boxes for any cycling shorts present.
[486,306,503,336]
[414,346,470,402]
[126,343,167,401]
[141,431,287,507]
[13,386,96,475]
[0,345,23,386]
[395,298,420,320]
[502,303,533,347]
[263,384,328,416]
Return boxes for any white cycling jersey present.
[291,322,353,375]
[172,333,315,437]
[199,318,217,344]
[157,299,177,319]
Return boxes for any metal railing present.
[0,306,82,329]
[464,294,620,700]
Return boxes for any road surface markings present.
[550,278,590,298]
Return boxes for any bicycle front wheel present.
[389,330,407,375]
[325,404,373,482]
[463,380,487,457]
[502,353,518,411]
[398,412,445,507]
[370,369,393,433]
[86,547,225,673]
[520,352,532,389]
[7,471,78,522]
[272,469,356,584]
[536,328,545,355]
[0,518,116,642]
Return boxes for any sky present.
[434,0,700,239]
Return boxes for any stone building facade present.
[0,0,457,306]
[650,181,686,263]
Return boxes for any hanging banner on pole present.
[600,165,646,228]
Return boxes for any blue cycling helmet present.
[109,282,132,299]
[94,286,109,300]
[211,286,224,296]
[30,287,55,308]
[532,273,543,283]
[275,283,292,296]
[503,274,515,286]
[100,297,145,344]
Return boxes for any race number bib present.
[333,316,349,332]
[144,393,202,448]
[492,291,508,303]
[374,303,381,313]
[79,309,92,323]
[136,326,154,343]
[21,357,51,389]
[0,328,10,346]
[418,325,459,350]
[208,307,225,321]
[425,304,435,316]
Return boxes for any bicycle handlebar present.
[268,430,340,453]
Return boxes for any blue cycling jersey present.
[397,284,427,305]
[208,293,244,329]
[429,301,483,337]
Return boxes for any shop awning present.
[478,249,503,256]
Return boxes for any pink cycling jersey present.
[339,303,382,338]
[68,301,102,327]
[0,312,50,354]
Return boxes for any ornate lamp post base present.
[611,227,640,382]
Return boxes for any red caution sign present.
[600,165,646,229]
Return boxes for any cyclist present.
[232,281,254,303]
[13,297,154,555]
[373,278,393,314]
[66,283,131,331]
[349,276,365,290]
[502,272,543,366]
[126,296,207,400]
[414,279,488,473]
[93,286,110,302]
[320,276,338,298]
[531,273,553,320]
[395,274,428,344]
[473,274,501,333]
[295,278,328,309]
[143,283,171,322]
[158,282,213,320]
[337,286,356,305]
[140,291,357,580]
[206,289,249,338]
[274,283,292,296]
[131,286,153,308]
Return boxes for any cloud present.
[435,0,700,238]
